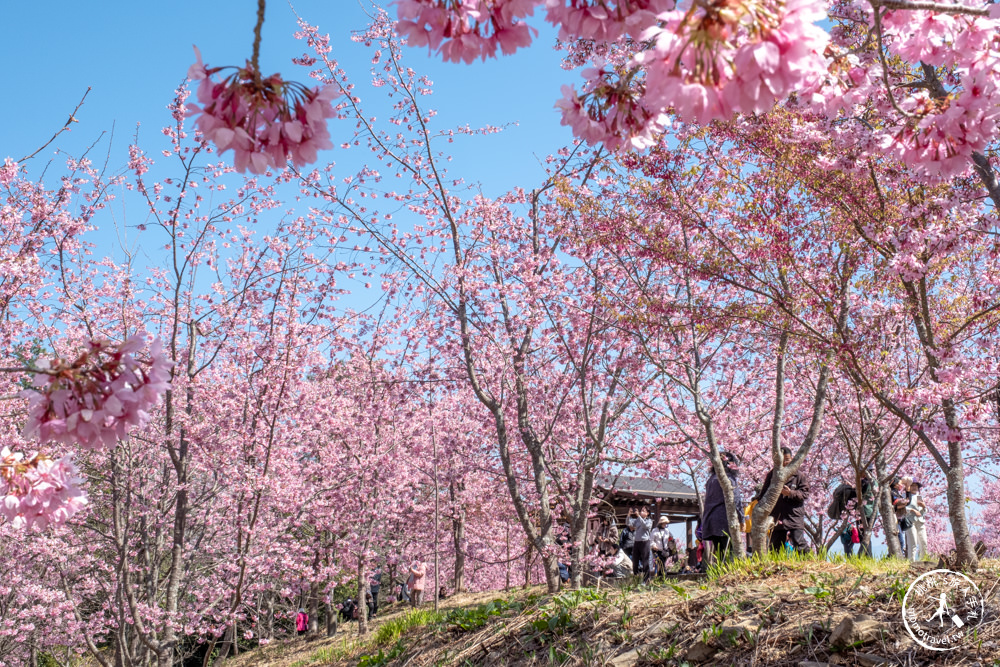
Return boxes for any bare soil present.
[225,558,1000,667]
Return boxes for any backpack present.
[851,526,860,544]
[619,526,633,550]
[826,483,856,521]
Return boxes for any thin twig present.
[17,88,91,163]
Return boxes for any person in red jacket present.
[295,608,308,636]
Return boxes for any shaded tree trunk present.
[449,480,466,594]
[874,449,904,559]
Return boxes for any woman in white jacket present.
[906,481,928,561]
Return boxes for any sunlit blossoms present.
[0,449,86,530]
[544,0,675,42]
[636,0,829,124]
[554,0,830,148]
[186,47,340,173]
[873,8,1000,178]
[21,335,173,450]
[395,0,539,62]
[0,158,17,186]
[555,61,667,150]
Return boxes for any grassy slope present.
[228,555,1000,667]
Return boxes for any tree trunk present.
[945,440,977,568]
[211,625,236,666]
[264,593,274,642]
[449,481,466,594]
[523,543,533,589]
[875,451,904,559]
[432,422,440,613]
[505,524,511,591]
[325,602,337,637]
[356,559,369,636]
[542,554,561,592]
[308,579,320,634]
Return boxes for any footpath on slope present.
[228,556,1000,667]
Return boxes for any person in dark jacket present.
[757,447,811,553]
[619,517,635,559]
[370,569,382,618]
[701,452,744,566]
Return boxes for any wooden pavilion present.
[591,473,702,547]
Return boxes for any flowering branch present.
[871,0,990,16]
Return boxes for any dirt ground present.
[224,557,1000,666]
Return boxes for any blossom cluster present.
[21,335,172,451]
[554,0,829,147]
[0,158,17,186]
[395,0,538,63]
[873,8,1000,178]
[555,61,667,150]
[544,0,674,43]
[186,48,340,174]
[636,0,829,124]
[0,449,86,530]
[395,0,1000,180]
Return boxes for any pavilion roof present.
[595,473,697,501]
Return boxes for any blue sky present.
[1,1,579,195]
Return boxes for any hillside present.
[226,556,1000,667]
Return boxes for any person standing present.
[701,452,744,566]
[839,523,856,557]
[907,481,928,561]
[757,447,811,553]
[408,560,426,607]
[650,516,671,577]
[627,505,653,581]
[596,512,620,558]
[370,568,382,618]
[891,477,911,555]
[295,608,308,636]
[619,517,635,560]
[858,468,878,557]
[743,487,759,554]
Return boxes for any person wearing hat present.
[906,481,928,561]
[650,515,671,577]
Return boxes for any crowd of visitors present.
[313,454,934,633]
[589,447,934,583]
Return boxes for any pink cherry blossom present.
[395,0,539,63]
[21,334,173,450]
[0,158,17,186]
[543,0,674,42]
[555,62,667,150]
[0,449,86,531]
[637,0,829,124]
[185,48,340,173]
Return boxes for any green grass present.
[287,608,443,666]
[705,548,914,582]
[372,608,443,644]
[288,638,360,667]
